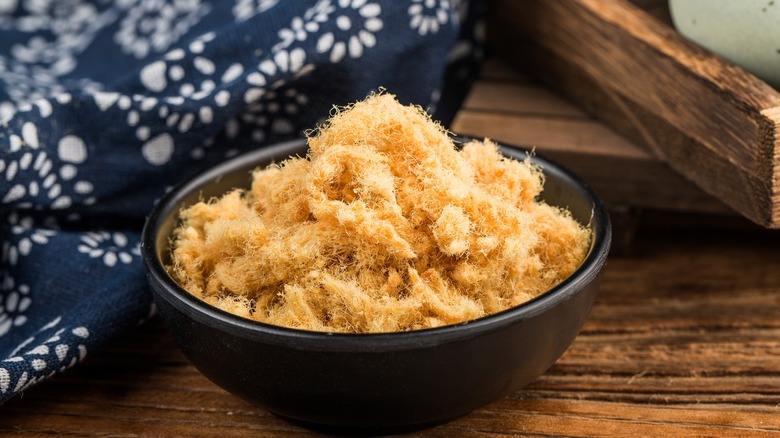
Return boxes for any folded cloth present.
[0,0,483,403]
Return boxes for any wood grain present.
[1,221,779,437]
[488,0,780,227]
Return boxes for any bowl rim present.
[141,136,611,352]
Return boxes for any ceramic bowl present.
[141,137,611,432]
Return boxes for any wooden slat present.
[461,81,587,117]
[479,58,531,82]
[452,108,732,213]
[488,0,780,227]
[458,405,779,437]
[455,109,648,158]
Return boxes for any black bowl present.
[141,137,611,432]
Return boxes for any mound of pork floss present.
[169,94,590,333]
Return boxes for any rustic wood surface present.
[1,214,779,437]
[2,58,780,436]
[488,0,780,228]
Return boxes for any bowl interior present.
[144,136,610,342]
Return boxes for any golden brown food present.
[169,93,590,333]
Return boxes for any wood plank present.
[487,398,780,429]
[488,0,780,227]
[461,82,587,117]
[479,58,531,82]
[529,375,780,401]
[452,109,732,213]
[454,109,646,157]
[459,404,779,437]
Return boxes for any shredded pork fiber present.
[169,93,590,333]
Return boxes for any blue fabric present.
[0,0,483,402]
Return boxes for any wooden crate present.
[485,0,780,228]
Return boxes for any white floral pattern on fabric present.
[0,276,31,337]
[133,31,234,163]
[272,0,333,52]
[77,232,141,268]
[88,89,182,165]
[233,0,279,22]
[241,87,309,143]
[137,30,219,96]
[0,0,116,105]
[243,48,313,105]
[316,0,382,63]
[209,40,317,158]
[114,0,211,59]
[0,316,90,394]
[408,0,451,36]
[0,139,95,209]
[203,41,316,158]
[2,213,58,267]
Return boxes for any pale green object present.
[669,0,780,88]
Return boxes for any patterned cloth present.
[0,0,482,403]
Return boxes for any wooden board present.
[452,59,732,215]
[488,0,780,228]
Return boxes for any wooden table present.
[3,63,780,437]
